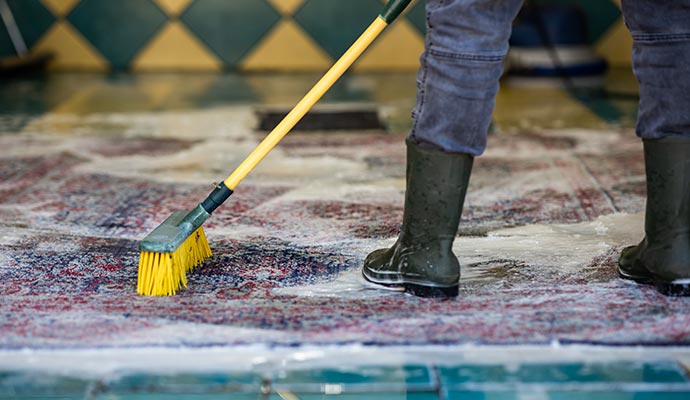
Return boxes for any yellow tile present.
[138,81,176,109]
[137,74,219,109]
[40,0,80,17]
[267,0,304,16]
[47,84,101,115]
[494,85,607,131]
[353,19,423,72]
[131,21,222,71]
[240,20,332,72]
[31,21,108,71]
[595,19,632,67]
[244,74,318,105]
[152,0,193,17]
[50,84,162,114]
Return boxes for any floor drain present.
[255,104,385,132]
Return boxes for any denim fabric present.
[408,0,524,156]
[411,0,690,155]
[621,0,690,139]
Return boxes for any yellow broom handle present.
[223,17,388,190]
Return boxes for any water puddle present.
[273,212,644,298]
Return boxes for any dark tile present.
[294,0,383,59]
[405,0,426,35]
[0,26,14,58]
[180,0,281,66]
[7,0,55,49]
[193,74,258,106]
[532,0,621,43]
[67,0,167,68]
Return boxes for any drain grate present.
[255,105,385,132]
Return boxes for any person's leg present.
[409,0,525,155]
[618,0,690,296]
[362,0,524,297]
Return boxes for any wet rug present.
[1,109,689,349]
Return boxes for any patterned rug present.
[2,109,689,349]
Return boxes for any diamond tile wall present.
[180,0,281,65]
[67,0,168,68]
[0,0,54,57]
[0,0,629,71]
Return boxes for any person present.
[361,0,690,298]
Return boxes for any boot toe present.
[362,248,403,285]
[617,245,654,283]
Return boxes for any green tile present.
[95,395,260,400]
[180,0,281,66]
[406,393,439,400]
[401,0,620,43]
[446,391,690,400]
[1,0,54,57]
[439,362,689,385]
[7,0,55,48]
[534,0,621,43]
[101,372,263,395]
[445,391,515,400]
[67,0,167,68]
[194,75,258,106]
[272,365,433,386]
[294,0,383,59]
[549,392,690,400]
[269,393,437,400]
[405,0,426,36]
[0,371,91,399]
[630,393,690,400]
[0,27,17,58]
[570,90,627,124]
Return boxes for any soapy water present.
[8,107,647,302]
[272,212,644,298]
[18,107,644,299]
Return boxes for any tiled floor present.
[4,68,688,399]
[0,68,638,132]
[3,355,690,398]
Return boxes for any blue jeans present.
[409,0,690,155]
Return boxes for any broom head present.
[137,207,212,296]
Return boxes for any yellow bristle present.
[137,227,212,296]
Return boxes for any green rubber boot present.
[362,140,473,297]
[618,136,690,296]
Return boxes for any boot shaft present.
[642,136,690,240]
[401,141,474,241]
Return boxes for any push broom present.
[137,0,414,296]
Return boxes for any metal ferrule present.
[200,182,233,214]
[379,0,413,24]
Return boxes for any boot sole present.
[654,280,690,297]
[362,271,458,298]
[403,282,459,298]
[617,264,690,296]
[616,264,653,284]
